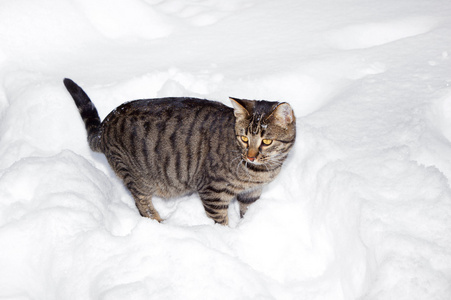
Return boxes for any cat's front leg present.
[198,188,234,225]
[237,187,262,218]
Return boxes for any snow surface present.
[1,0,451,299]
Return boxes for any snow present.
[1,0,451,299]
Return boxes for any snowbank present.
[1,0,451,299]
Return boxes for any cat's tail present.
[63,78,103,152]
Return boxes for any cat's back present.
[102,97,235,145]
[106,97,231,120]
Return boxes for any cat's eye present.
[241,136,249,143]
[262,139,273,145]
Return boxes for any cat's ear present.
[267,102,295,129]
[230,97,250,119]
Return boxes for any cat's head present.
[230,97,296,168]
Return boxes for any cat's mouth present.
[246,159,258,165]
[243,154,262,165]
[243,154,277,167]
[246,156,257,163]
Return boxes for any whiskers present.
[259,153,286,171]
[231,151,252,180]
[230,148,287,182]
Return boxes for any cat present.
[63,78,296,225]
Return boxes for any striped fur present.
[64,78,296,225]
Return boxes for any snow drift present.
[0,0,451,299]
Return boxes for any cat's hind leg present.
[134,194,163,222]
[109,156,163,222]
[127,182,163,222]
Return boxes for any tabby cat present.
[63,78,295,225]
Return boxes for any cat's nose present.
[247,148,258,162]
[247,156,256,162]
